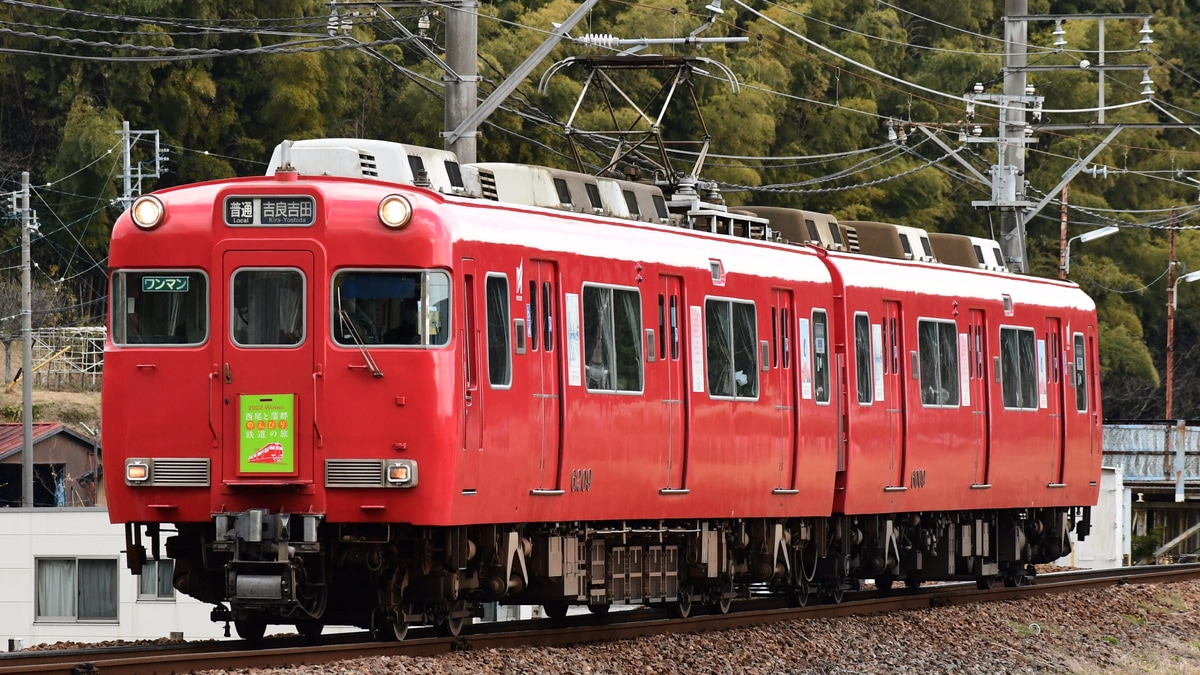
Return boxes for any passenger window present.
[918,319,960,406]
[705,298,758,399]
[813,310,830,404]
[583,285,643,392]
[1074,333,1087,412]
[112,270,208,346]
[1000,326,1038,409]
[485,275,511,387]
[855,313,872,404]
[529,281,538,351]
[542,281,554,351]
[232,269,304,347]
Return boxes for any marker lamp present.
[125,460,150,484]
[386,460,417,486]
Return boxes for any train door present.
[1047,317,1066,486]
[460,258,482,492]
[968,309,991,486]
[660,275,688,492]
[530,260,563,492]
[773,289,798,493]
[221,250,314,484]
[883,300,905,488]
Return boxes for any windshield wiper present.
[338,307,383,378]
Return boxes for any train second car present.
[103,138,1099,639]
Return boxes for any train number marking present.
[910,469,927,489]
[570,468,593,493]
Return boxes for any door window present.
[231,269,305,347]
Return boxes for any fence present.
[0,327,106,391]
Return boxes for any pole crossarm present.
[916,126,989,186]
[1021,125,1123,228]
[444,0,599,146]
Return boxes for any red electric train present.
[103,138,1100,640]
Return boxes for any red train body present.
[104,139,1100,639]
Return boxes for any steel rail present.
[5,564,1199,675]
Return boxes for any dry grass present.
[0,388,100,432]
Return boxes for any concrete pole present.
[1166,209,1178,422]
[20,171,32,507]
[121,120,132,209]
[1002,0,1028,273]
[444,1,479,163]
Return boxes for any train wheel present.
[874,575,895,592]
[234,619,266,642]
[371,606,411,642]
[296,620,323,642]
[542,601,570,620]
[587,603,611,615]
[823,585,844,604]
[975,575,997,590]
[435,599,471,638]
[786,581,809,608]
[904,576,922,590]
[669,588,693,618]
[711,582,734,614]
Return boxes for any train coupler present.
[210,604,233,637]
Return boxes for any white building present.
[0,508,227,649]
[1056,466,1126,569]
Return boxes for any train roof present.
[822,246,1093,312]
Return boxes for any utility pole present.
[443,0,479,162]
[20,171,32,508]
[1002,0,1029,273]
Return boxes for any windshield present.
[333,270,450,347]
[112,270,208,346]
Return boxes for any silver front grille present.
[326,459,385,488]
[152,458,210,487]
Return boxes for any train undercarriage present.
[125,506,1091,640]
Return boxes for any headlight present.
[125,459,150,485]
[378,195,412,229]
[386,460,417,487]
[130,196,165,229]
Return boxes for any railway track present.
[5,564,1198,675]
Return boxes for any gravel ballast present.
[192,579,1200,675]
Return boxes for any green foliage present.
[4,2,1200,418]
[1132,527,1164,563]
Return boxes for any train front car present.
[822,250,1101,591]
[104,165,461,640]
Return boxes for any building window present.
[1001,326,1038,410]
[705,299,758,399]
[139,559,175,601]
[918,319,960,407]
[36,558,119,622]
[582,285,643,392]
[486,275,511,387]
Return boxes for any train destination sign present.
[141,276,189,292]
[223,195,315,227]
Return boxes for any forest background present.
[1,0,1198,421]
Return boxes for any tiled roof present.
[0,423,95,461]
